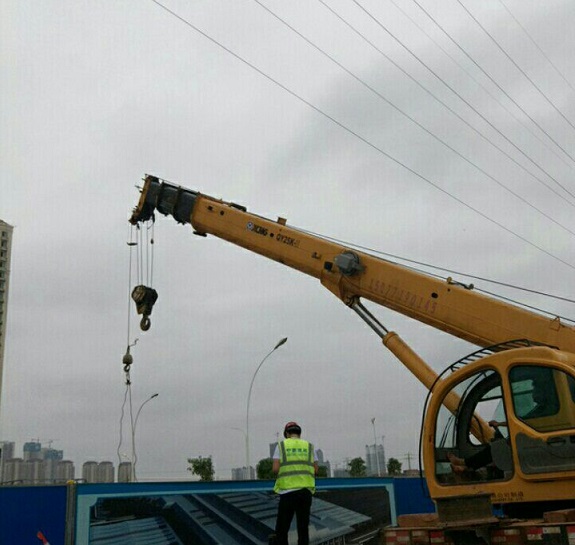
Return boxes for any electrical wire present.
[312,0,575,233]
[386,0,575,178]
[296,226,575,323]
[149,0,575,272]
[457,0,575,134]
[351,0,575,200]
[498,0,575,94]
[409,0,575,173]
[256,0,575,237]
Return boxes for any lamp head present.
[274,337,288,350]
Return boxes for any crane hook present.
[140,316,151,331]
[131,285,158,331]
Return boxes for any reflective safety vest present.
[274,438,315,494]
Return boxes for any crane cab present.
[423,343,575,516]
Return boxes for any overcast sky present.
[1,0,574,481]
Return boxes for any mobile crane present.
[130,175,575,543]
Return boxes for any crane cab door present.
[432,368,511,486]
[508,364,575,476]
[427,348,575,506]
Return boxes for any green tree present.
[187,456,214,481]
[257,457,275,479]
[348,457,366,477]
[387,457,402,476]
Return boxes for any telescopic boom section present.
[130,175,575,354]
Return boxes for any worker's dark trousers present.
[275,488,313,545]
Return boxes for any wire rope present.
[116,380,130,467]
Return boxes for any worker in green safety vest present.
[271,421,318,545]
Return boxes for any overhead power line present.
[498,0,575,94]
[301,227,575,323]
[148,0,575,272]
[387,0,575,178]
[410,0,575,172]
[312,0,575,235]
[457,0,575,135]
[353,0,575,201]
[261,0,575,237]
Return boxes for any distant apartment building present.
[0,441,15,483]
[231,466,254,480]
[365,444,386,477]
[3,457,25,483]
[332,467,350,478]
[3,457,48,485]
[23,441,42,461]
[0,221,13,421]
[83,460,116,483]
[26,459,45,484]
[98,461,114,483]
[316,449,331,477]
[55,460,75,482]
[42,448,64,483]
[118,461,132,483]
[0,441,131,484]
[1,442,66,484]
[83,461,99,483]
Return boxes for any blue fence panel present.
[393,477,435,515]
[75,478,396,545]
[0,476,434,543]
[0,485,67,545]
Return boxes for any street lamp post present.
[245,337,287,478]
[132,393,159,482]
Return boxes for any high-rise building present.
[3,457,25,483]
[82,461,99,483]
[0,221,13,422]
[0,441,15,483]
[25,459,45,484]
[55,460,75,482]
[23,441,42,461]
[332,467,350,478]
[316,449,332,477]
[42,448,64,483]
[118,461,132,483]
[365,443,386,476]
[98,461,115,483]
[231,466,254,480]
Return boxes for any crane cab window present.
[509,365,575,475]
[434,370,512,484]
[509,366,575,432]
